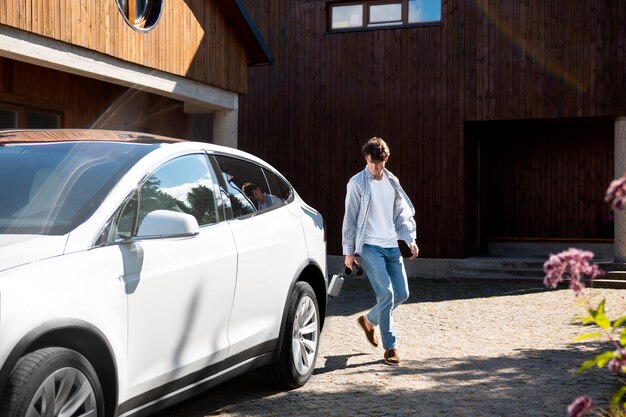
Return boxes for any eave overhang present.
[216,0,274,66]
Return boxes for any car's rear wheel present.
[0,347,104,417]
[260,281,320,388]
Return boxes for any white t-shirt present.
[363,172,398,248]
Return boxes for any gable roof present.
[216,0,274,66]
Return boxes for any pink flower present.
[543,248,605,296]
[608,358,622,373]
[605,174,626,210]
[567,396,593,417]
[608,349,626,373]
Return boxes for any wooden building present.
[238,0,626,258]
[0,0,272,147]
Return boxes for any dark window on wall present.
[0,104,62,129]
[0,109,17,128]
[27,111,61,128]
[328,0,441,31]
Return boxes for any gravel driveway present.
[152,277,626,417]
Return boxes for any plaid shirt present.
[342,166,416,255]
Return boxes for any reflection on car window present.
[111,192,139,241]
[213,155,285,218]
[104,153,220,243]
[138,154,220,228]
[0,142,155,235]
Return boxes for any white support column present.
[614,117,626,263]
[212,109,239,148]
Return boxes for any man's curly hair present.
[362,137,390,162]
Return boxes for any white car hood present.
[0,235,68,272]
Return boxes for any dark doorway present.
[465,117,614,255]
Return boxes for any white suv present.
[0,130,327,417]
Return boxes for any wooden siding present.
[0,0,249,93]
[239,0,626,258]
[0,58,211,140]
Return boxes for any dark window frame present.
[327,0,442,32]
[0,102,63,129]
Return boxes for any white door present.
[226,208,306,355]
[119,154,238,398]
[212,155,307,357]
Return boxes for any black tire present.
[260,281,320,388]
[0,347,105,417]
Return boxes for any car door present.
[114,153,238,398]
[212,155,307,357]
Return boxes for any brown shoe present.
[357,315,379,347]
[384,348,401,365]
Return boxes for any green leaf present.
[613,315,626,329]
[577,357,600,374]
[620,329,626,346]
[610,386,626,410]
[574,333,604,341]
[595,311,612,332]
[596,351,618,368]
[582,315,595,325]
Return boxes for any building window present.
[116,0,163,31]
[0,104,62,129]
[329,0,441,31]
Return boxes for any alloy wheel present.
[26,367,97,417]
[291,295,319,375]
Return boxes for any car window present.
[0,141,155,235]
[263,169,292,202]
[213,155,283,218]
[139,154,220,226]
[112,192,139,241]
[103,153,221,243]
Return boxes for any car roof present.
[0,129,183,144]
[0,128,284,176]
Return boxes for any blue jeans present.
[360,244,409,350]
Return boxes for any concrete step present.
[448,258,626,288]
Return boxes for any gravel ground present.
[152,277,626,417]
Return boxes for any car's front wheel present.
[0,347,104,417]
[261,281,320,388]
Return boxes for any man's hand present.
[344,254,358,271]
[409,242,419,260]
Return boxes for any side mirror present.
[136,210,199,239]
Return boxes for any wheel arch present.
[295,260,327,330]
[272,260,326,362]
[0,319,118,417]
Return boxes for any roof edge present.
[216,0,274,66]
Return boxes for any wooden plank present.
[0,0,250,93]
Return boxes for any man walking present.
[342,137,418,365]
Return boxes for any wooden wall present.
[0,58,207,140]
[238,0,626,258]
[0,0,249,93]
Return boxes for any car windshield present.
[0,141,158,235]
